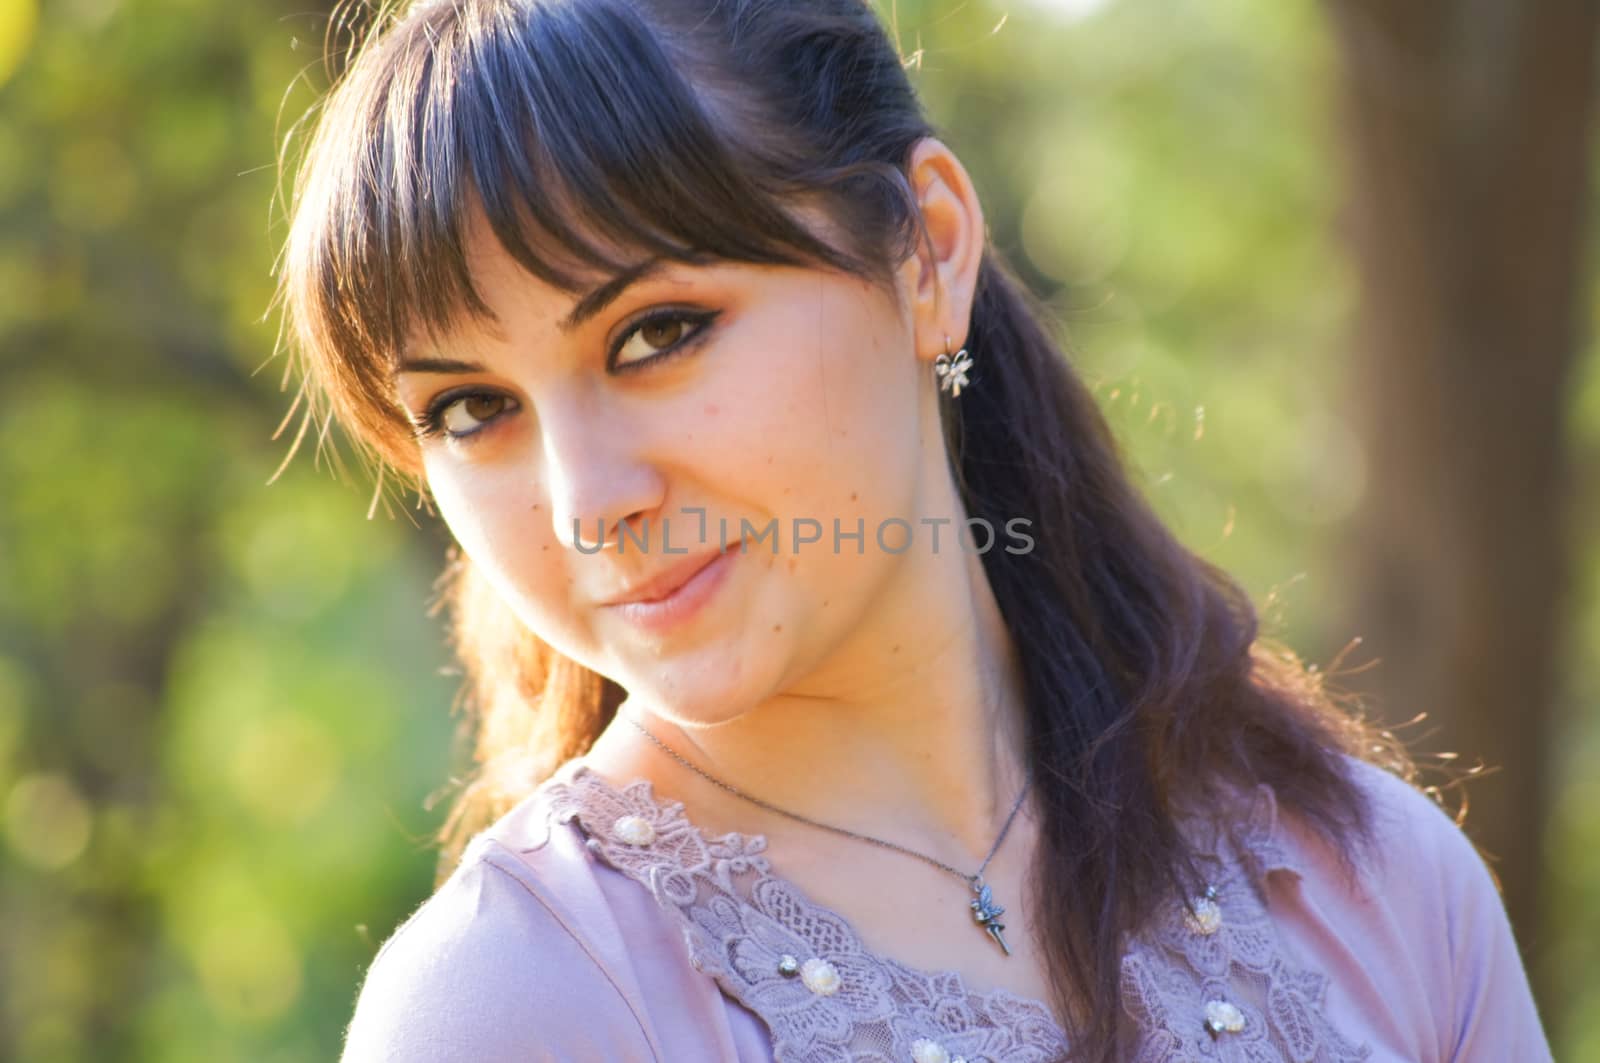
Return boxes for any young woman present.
[278,0,1553,1059]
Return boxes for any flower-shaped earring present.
[933,334,974,397]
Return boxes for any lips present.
[598,542,741,606]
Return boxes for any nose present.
[539,394,663,555]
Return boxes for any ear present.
[896,137,986,366]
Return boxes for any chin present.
[618,652,770,730]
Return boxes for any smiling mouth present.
[600,540,745,606]
[598,540,744,634]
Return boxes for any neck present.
[590,539,1034,874]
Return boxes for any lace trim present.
[1121,784,1373,1063]
[532,761,1371,1063]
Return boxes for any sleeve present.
[1401,780,1555,1062]
[339,852,659,1063]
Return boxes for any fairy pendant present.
[969,877,1012,955]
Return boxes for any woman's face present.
[394,211,939,724]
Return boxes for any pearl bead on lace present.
[612,814,655,846]
[1203,998,1246,1035]
[911,1038,950,1063]
[799,957,841,995]
[1185,885,1222,935]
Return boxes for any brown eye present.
[440,393,509,435]
[641,318,684,347]
[613,310,708,370]
[464,394,504,419]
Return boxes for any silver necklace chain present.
[622,712,1033,956]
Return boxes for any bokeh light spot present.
[5,772,92,870]
[229,713,340,824]
[0,0,38,88]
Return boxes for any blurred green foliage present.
[0,0,1594,1058]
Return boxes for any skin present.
[394,138,1052,1001]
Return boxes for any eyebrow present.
[392,255,673,378]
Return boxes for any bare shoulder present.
[339,831,657,1062]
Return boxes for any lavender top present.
[338,754,1552,1062]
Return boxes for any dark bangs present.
[282,0,927,469]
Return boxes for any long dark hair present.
[275,0,1422,1057]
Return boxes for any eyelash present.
[410,307,720,443]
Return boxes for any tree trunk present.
[1323,0,1597,1017]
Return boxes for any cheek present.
[424,461,581,636]
[720,303,919,519]
[697,292,922,610]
